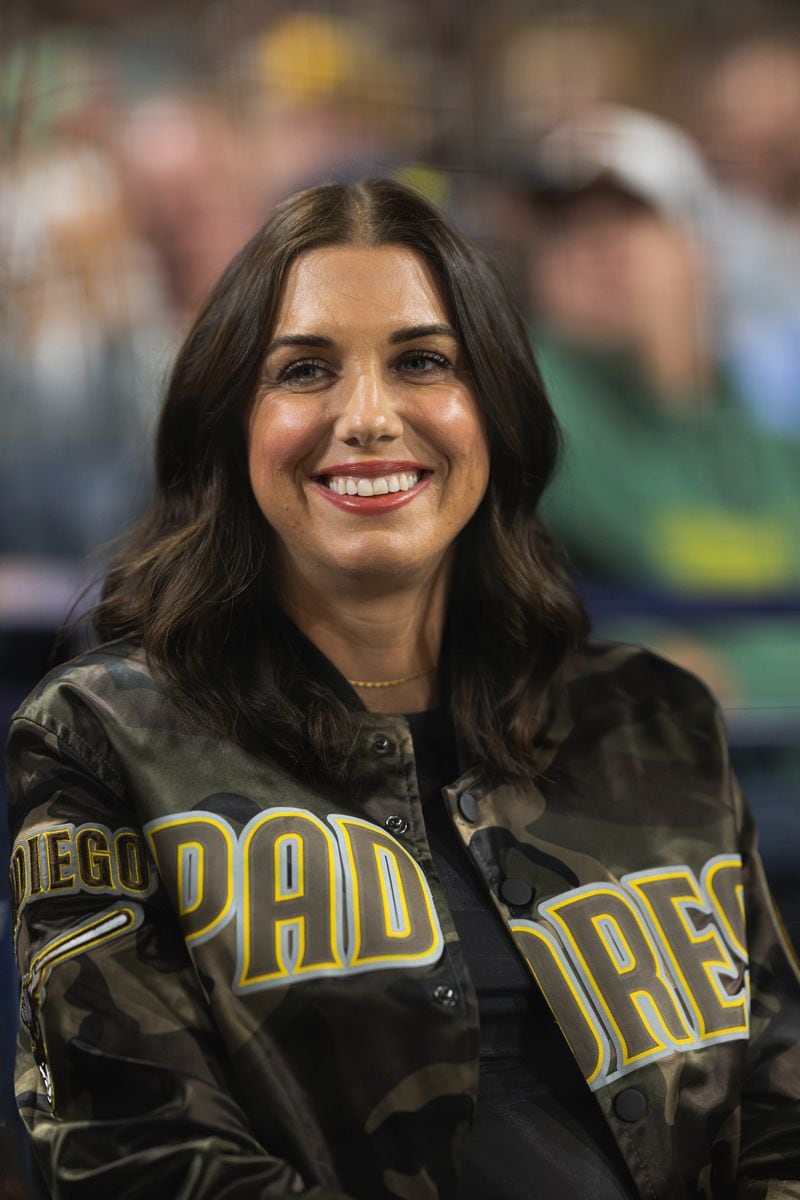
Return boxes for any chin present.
[323,539,444,584]
[330,553,424,580]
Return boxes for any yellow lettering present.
[75,827,113,889]
[331,816,443,969]
[626,868,748,1041]
[43,829,75,891]
[237,809,343,990]
[146,815,234,943]
[544,884,694,1070]
[703,856,747,961]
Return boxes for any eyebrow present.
[388,324,458,344]
[263,324,459,356]
[263,334,335,355]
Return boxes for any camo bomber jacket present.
[6,638,800,1200]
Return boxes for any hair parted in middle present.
[95,177,589,781]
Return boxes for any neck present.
[280,560,450,714]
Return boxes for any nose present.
[333,365,403,448]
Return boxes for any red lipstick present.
[315,460,429,478]
[311,461,432,514]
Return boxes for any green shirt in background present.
[537,333,800,719]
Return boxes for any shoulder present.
[565,639,717,701]
[12,638,163,725]
[7,640,177,788]
[560,640,726,759]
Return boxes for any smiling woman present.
[6,180,800,1200]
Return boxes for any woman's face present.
[247,244,490,594]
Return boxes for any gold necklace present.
[346,666,437,689]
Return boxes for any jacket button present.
[385,814,408,835]
[499,878,534,908]
[458,792,480,822]
[432,984,458,1007]
[373,735,393,755]
[613,1088,647,1122]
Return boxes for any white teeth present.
[325,471,420,495]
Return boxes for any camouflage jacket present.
[6,638,800,1200]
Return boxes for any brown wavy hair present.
[94,178,588,781]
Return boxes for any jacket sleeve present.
[6,712,354,1200]
[732,748,800,1198]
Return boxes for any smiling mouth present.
[311,466,432,512]
[318,470,426,496]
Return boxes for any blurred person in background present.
[492,18,652,147]
[694,36,800,221]
[488,21,800,441]
[118,92,264,327]
[1,138,167,558]
[684,35,800,437]
[522,106,800,718]
[1,31,171,562]
[241,13,429,205]
[481,18,651,287]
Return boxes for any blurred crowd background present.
[3,0,800,1194]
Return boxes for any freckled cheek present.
[423,394,489,484]
[247,406,327,487]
